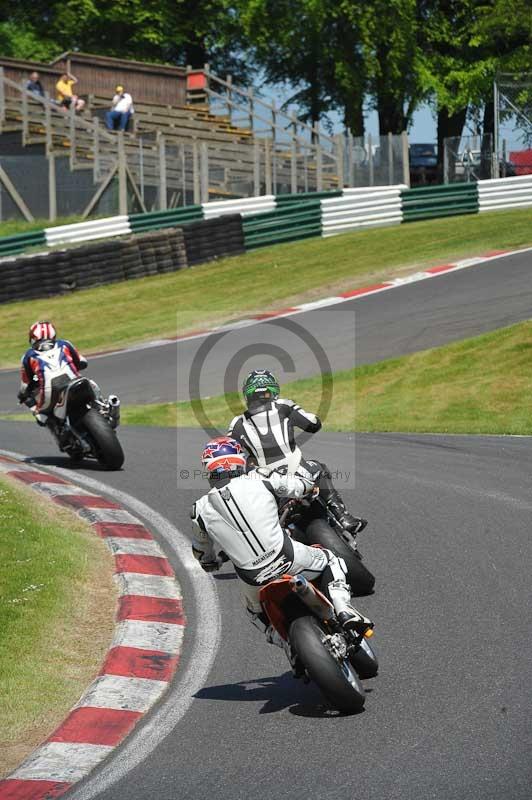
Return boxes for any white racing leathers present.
[191,468,355,618]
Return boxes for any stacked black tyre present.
[183,214,245,266]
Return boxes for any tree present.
[239,0,425,136]
[363,0,424,134]
[418,0,531,176]
[0,1,251,80]
[236,0,337,129]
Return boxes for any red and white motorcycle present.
[22,349,124,469]
[260,573,378,713]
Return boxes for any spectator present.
[55,72,85,112]
[105,85,134,131]
[26,71,45,98]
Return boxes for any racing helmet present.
[242,369,280,408]
[201,437,246,484]
[29,321,57,351]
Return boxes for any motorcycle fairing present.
[259,575,332,641]
[259,576,294,640]
[27,344,79,412]
[55,377,95,423]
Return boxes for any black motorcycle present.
[24,374,124,470]
[279,493,375,596]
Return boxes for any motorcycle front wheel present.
[81,408,124,470]
[289,615,365,714]
[305,518,375,596]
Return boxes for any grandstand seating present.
[0,65,340,216]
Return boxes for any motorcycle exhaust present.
[290,575,334,622]
[107,395,121,428]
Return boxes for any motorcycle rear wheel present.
[289,615,365,714]
[306,518,375,595]
[81,408,124,470]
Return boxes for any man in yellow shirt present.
[56,72,85,112]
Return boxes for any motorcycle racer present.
[18,321,88,427]
[190,437,372,641]
[228,369,366,534]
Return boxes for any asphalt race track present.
[1,249,531,413]
[1,247,531,798]
[0,422,531,800]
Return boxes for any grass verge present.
[118,320,532,435]
[1,207,531,368]
[0,474,116,777]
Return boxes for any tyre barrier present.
[0,217,233,303]
[182,214,245,266]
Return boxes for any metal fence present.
[443,134,494,183]
[494,73,532,178]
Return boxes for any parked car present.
[409,142,438,185]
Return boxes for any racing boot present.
[337,609,374,638]
[327,492,367,534]
[327,574,373,636]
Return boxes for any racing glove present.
[192,546,221,572]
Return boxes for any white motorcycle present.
[22,347,124,470]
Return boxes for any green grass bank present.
[1,207,531,368]
[119,320,532,436]
[0,475,116,777]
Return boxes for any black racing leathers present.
[228,398,321,472]
[229,397,366,533]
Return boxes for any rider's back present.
[194,472,283,570]
[228,397,321,469]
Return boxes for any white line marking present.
[0,449,221,800]
[10,742,114,783]
[111,619,185,653]
[78,674,168,713]
[105,537,165,557]
[114,572,183,599]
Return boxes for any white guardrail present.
[321,185,406,237]
[478,174,532,212]
[44,215,131,246]
[202,196,276,219]
[7,175,531,257]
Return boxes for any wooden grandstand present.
[0,55,346,219]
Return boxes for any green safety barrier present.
[0,229,47,258]
[402,183,478,222]
[129,205,204,233]
[243,200,322,249]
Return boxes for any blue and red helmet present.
[201,437,246,477]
